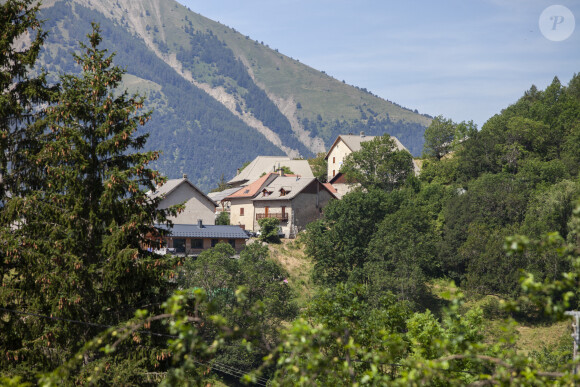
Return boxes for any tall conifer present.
[0,0,55,201]
[1,23,178,383]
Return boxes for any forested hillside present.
[38,2,285,191]
[34,0,430,191]
[307,74,580,303]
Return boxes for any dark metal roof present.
[155,223,249,239]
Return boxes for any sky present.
[176,0,580,128]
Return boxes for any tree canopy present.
[341,134,414,191]
[1,23,179,383]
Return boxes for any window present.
[191,239,203,249]
[228,239,236,248]
[282,206,286,219]
[240,207,245,216]
[333,170,336,177]
[333,156,335,164]
[211,239,219,247]
[173,238,186,253]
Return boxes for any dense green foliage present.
[177,243,297,374]
[215,211,230,225]
[305,74,580,304]
[307,152,328,182]
[258,217,282,244]
[1,24,179,383]
[341,134,415,191]
[0,0,56,202]
[422,115,477,160]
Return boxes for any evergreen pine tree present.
[1,24,178,383]
[0,0,56,201]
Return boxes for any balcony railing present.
[256,213,288,221]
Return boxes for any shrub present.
[258,217,281,244]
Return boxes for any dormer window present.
[262,189,273,197]
[280,188,291,197]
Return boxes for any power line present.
[194,359,269,387]
[210,360,270,385]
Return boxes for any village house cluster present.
[152,132,414,255]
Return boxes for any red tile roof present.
[224,173,276,200]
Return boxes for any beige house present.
[325,132,419,197]
[149,175,216,225]
[224,172,337,238]
[223,173,279,230]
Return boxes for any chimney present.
[360,131,365,138]
[183,174,188,179]
[236,168,240,175]
[279,168,283,176]
[197,219,203,228]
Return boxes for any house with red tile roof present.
[228,156,314,188]
[224,172,337,238]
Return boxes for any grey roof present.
[228,156,313,186]
[207,187,242,204]
[252,176,335,201]
[148,178,216,207]
[156,223,249,239]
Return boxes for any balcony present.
[256,213,288,221]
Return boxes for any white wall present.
[229,198,255,230]
[327,139,351,181]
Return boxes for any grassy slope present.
[266,238,317,309]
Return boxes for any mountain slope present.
[38,0,431,191]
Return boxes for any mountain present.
[37,0,432,192]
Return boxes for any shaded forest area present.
[307,75,580,305]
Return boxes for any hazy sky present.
[176,0,579,128]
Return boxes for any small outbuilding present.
[155,221,249,256]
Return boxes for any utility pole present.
[565,311,580,375]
